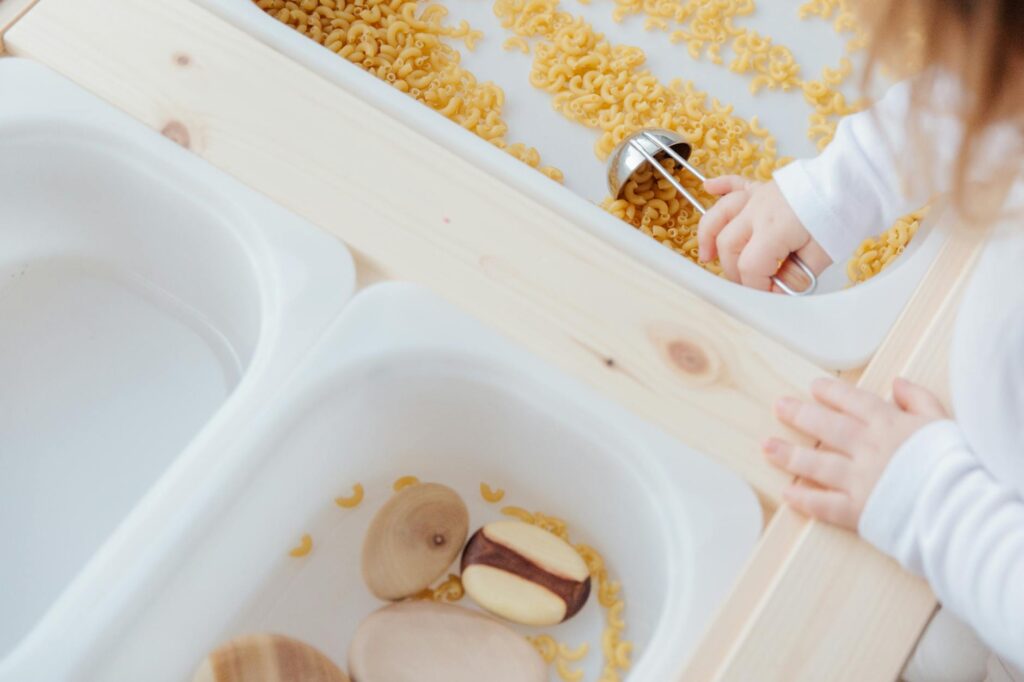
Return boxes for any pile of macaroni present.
[496,0,788,272]
[847,208,926,283]
[589,0,925,280]
[256,0,562,181]
[258,0,922,287]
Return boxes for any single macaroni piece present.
[558,641,590,661]
[500,505,536,523]
[555,657,585,682]
[528,634,559,663]
[288,533,313,557]
[334,482,365,508]
[480,482,506,503]
[392,475,420,492]
[502,35,531,53]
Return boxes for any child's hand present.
[697,177,832,291]
[762,377,948,529]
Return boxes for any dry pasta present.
[413,573,466,601]
[798,0,868,52]
[847,208,926,284]
[559,641,590,661]
[480,481,506,502]
[500,505,536,523]
[502,35,531,53]
[576,0,921,283]
[263,0,920,286]
[528,634,559,663]
[255,0,562,181]
[392,474,420,491]
[496,0,787,274]
[288,533,313,557]
[334,482,365,508]
[529,635,590,679]
[556,658,585,682]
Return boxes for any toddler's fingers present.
[783,484,856,529]
[697,191,749,262]
[810,377,885,422]
[775,396,862,453]
[738,229,792,292]
[703,175,751,196]
[716,216,752,282]
[892,378,948,418]
[763,438,852,490]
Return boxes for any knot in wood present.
[667,339,709,375]
[161,120,191,149]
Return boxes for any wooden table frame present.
[0,0,989,678]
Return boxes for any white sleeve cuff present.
[858,420,968,573]
[773,161,855,263]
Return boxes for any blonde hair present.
[860,0,1024,218]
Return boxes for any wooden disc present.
[362,482,469,600]
[192,633,349,682]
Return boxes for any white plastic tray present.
[194,0,947,369]
[0,59,357,680]
[78,283,762,682]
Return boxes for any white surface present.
[81,283,763,682]
[195,0,947,368]
[0,59,356,679]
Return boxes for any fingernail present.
[698,248,707,262]
[775,397,798,416]
[761,437,782,454]
[810,377,831,391]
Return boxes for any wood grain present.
[192,634,349,682]
[5,0,828,502]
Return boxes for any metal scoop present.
[608,129,817,296]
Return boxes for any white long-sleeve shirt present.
[774,79,1024,672]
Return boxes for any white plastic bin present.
[0,59,357,680]
[80,283,762,682]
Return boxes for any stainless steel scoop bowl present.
[607,128,817,297]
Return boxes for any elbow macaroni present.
[256,0,562,182]
[261,0,920,285]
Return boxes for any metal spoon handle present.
[641,131,707,183]
[629,139,707,216]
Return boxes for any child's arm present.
[698,76,967,289]
[858,421,1024,670]
[771,78,938,263]
[764,378,1024,669]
